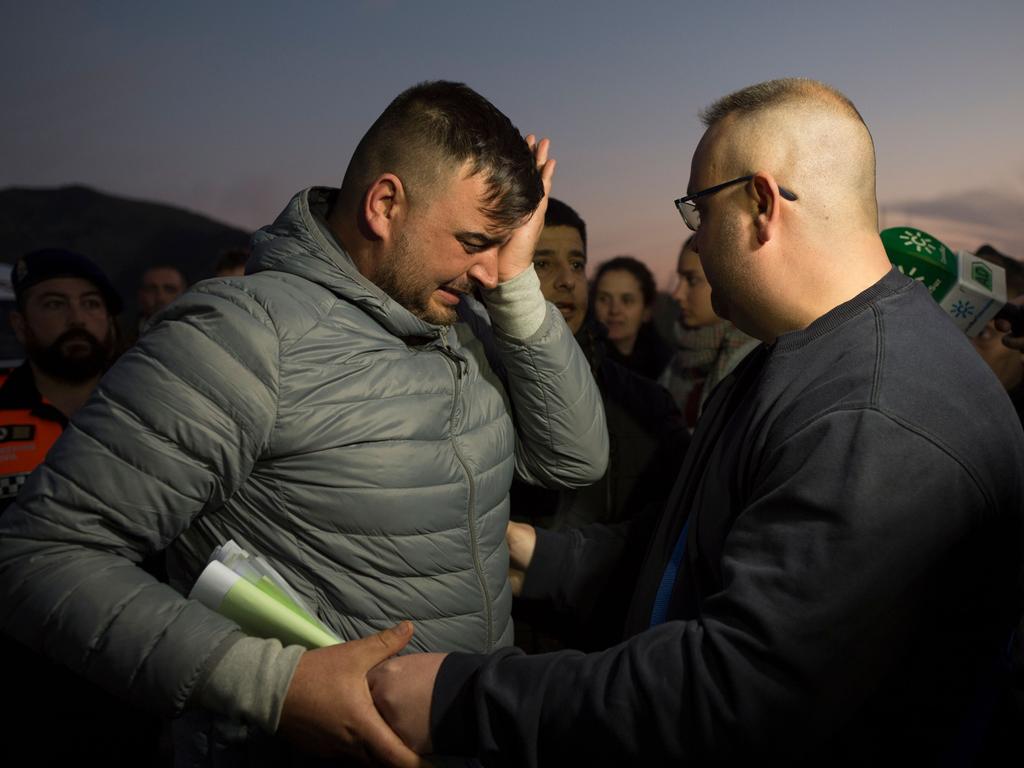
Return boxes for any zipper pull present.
[437,334,467,378]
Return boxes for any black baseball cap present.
[12,248,123,315]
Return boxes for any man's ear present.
[9,310,26,345]
[751,172,784,246]
[363,174,406,241]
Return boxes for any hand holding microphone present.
[881,227,1023,338]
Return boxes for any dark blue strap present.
[650,517,690,626]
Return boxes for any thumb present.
[361,620,415,665]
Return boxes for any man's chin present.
[414,299,459,327]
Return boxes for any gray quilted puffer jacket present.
[0,187,607,720]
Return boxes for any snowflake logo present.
[899,230,935,254]
[896,264,925,282]
[951,300,975,319]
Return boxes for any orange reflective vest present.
[0,365,66,506]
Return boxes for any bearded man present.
[0,81,606,766]
[0,248,120,509]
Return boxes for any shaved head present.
[698,78,878,233]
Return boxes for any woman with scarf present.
[661,236,759,429]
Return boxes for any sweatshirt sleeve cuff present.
[193,635,306,733]
[430,652,489,756]
[480,267,547,340]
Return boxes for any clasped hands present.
[278,520,538,765]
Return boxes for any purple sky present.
[3,0,1022,287]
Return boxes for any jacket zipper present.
[438,334,494,652]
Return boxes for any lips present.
[435,282,471,306]
[435,288,462,305]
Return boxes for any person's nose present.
[467,248,499,290]
[553,263,575,291]
[66,302,88,327]
[672,280,687,309]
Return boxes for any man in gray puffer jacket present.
[0,81,607,766]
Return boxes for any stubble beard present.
[375,232,468,326]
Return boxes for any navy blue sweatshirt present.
[431,269,1024,766]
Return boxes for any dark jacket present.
[431,269,1024,766]
[511,319,688,650]
[602,321,674,382]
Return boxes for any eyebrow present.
[534,248,587,260]
[37,290,102,300]
[456,230,508,248]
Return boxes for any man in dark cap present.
[0,249,160,765]
[0,248,121,509]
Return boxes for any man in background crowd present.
[971,244,1024,425]
[0,248,120,508]
[512,198,687,652]
[136,263,187,334]
[213,247,249,278]
[0,248,161,764]
[520,198,686,531]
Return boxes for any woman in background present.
[592,256,673,381]
[661,235,759,429]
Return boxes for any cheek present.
[87,317,112,339]
[697,285,715,313]
[573,282,589,311]
[626,304,646,328]
[537,274,557,303]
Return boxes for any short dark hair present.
[593,256,658,307]
[142,264,188,287]
[13,248,123,315]
[544,198,587,253]
[213,248,249,275]
[339,81,543,230]
[700,77,866,129]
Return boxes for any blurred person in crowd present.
[592,256,673,380]
[0,81,606,767]
[971,245,1024,425]
[369,78,1024,767]
[512,198,688,652]
[137,263,187,332]
[0,248,121,508]
[214,247,249,278]
[521,198,687,530]
[969,244,1024,761]
[661,234,759,428]
[0,249,161,765]
[976,246,1024,357]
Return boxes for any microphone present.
[880,226,1022,337]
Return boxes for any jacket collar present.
[249,187,452,343]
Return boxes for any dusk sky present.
[3,0,1022,287]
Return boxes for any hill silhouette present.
[0,185,252,316]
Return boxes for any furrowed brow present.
[456,230,508,248]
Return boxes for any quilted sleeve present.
[0,282,280,715]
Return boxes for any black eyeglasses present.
[674,175,798,231]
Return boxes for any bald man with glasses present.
[369,78,1024,767]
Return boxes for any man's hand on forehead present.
[495,135,556,283]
